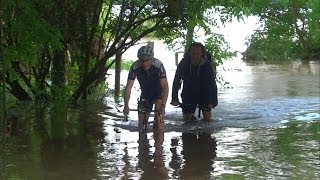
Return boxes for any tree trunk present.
[1,18,8,140]
[71,66,100,102]
[114,52,122,97]
[51,49,67,105]
[6,80,32,101]
[185,22,195,52]
[35,48,51,101]
[51,51,66,88]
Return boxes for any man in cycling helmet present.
[170,42,218,122]
[123,45,169,131]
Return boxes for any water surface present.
[1,60,319,179]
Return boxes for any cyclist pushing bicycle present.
[123,45,169,131]
[170,42,218,122]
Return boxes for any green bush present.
[109,59,134,70]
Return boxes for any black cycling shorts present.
[138,98,158,113]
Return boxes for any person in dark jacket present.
[170,42,218,122]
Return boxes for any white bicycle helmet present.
[137,45,154,60]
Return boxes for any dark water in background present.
[1,60,319,180]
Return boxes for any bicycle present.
[123,99,163,131]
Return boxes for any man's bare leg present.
[183,113,193,122]
[153,113,165,131]
[153,99,165,131]
[202,111,212,122]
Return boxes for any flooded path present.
[1,60,319,179]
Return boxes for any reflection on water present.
[179,132,216,179]
[136,131,169,179]
[1,61,320,179]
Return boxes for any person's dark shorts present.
[181,89,212,114]
[181,103,211,114]
[139,84,162,113]
[138,96,161,113]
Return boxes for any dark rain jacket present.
[171,52,218,107]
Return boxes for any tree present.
[1,0,63,101]
[0,0,244,103]
[0,0,175,102]
[243,0,320,61]
[69,0,176,101]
